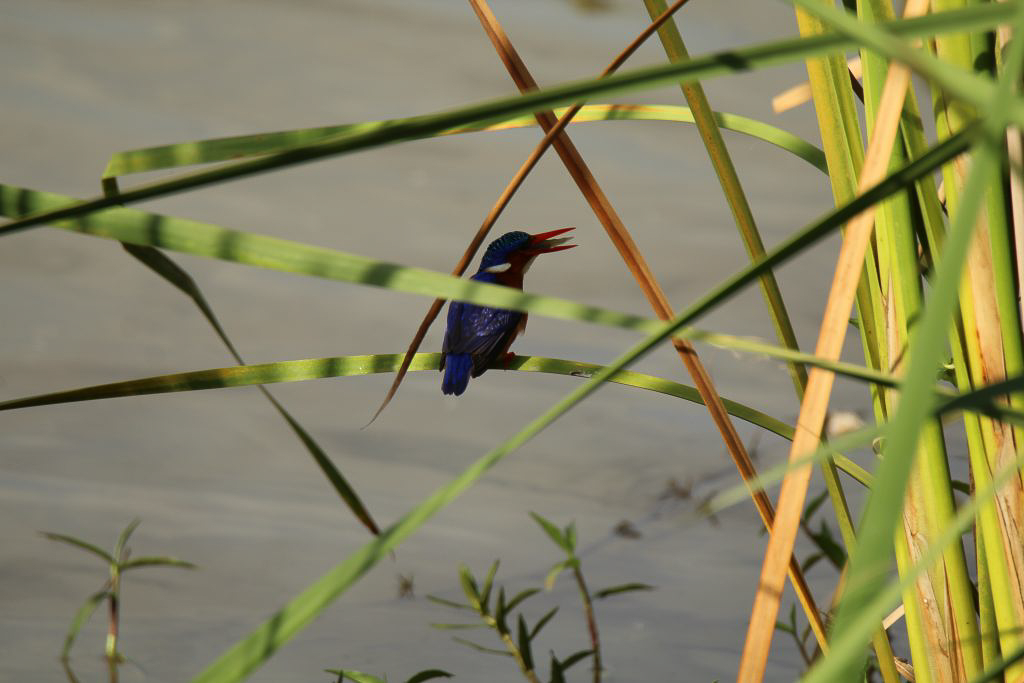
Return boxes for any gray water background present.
[2,1,880,680]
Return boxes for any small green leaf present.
[517,615,534,670]
[425,595,474,612]
[544,561,571,591]
[505,588,540,613]
[802,490,830,522]
[60,590,109,659]
[563,522,577,553]
[41,532,115,565]
[458,566,481,611]
[593,582,655,599]
[121,556,197,571]
[530,513,567,552]
[479,561,499,614]
[324,670,386,683]
[951,479,971,495]
[801,553,824,575]
[549,652,567,683]
[451,637,512,657]
[405,671,453,683]
[557,649,594,672]
[494,588,509,635]
[114,519,142,563]
[528,607,559,641]
[809,522,846,568]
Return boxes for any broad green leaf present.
[0,4,1010,237]
[101,104,827,178]
[41,532,114,565]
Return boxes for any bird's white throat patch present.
[483,262,512,273]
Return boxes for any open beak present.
[525,226,576,255]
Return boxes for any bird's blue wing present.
[442,301,522,376]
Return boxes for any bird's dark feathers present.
[480,231,530,269]
[442,300,522,376]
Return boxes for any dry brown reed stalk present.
[773,57,864,113]
[736,1,929,681]
[367,0,693,425]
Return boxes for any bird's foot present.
[501,352,517,369]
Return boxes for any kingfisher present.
[440,227,576,396]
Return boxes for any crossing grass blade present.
[0,184,656,335]
[40,532,114,565]
[0,353,797,443]
[101,104,827,179]
[0,4,1012,238]
[120,244,381,535]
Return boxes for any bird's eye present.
[483,262,512,273]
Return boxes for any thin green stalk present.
[786,5,901,682]
[643,0,807,397]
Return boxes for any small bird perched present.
[440,227,576,396]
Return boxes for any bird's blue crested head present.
[480,231,531,270]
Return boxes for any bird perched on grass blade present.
[440,227,575,396]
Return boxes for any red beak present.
[525,227,576,255]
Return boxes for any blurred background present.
[2,1,873,680]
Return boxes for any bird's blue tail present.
[442,354,473,396]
